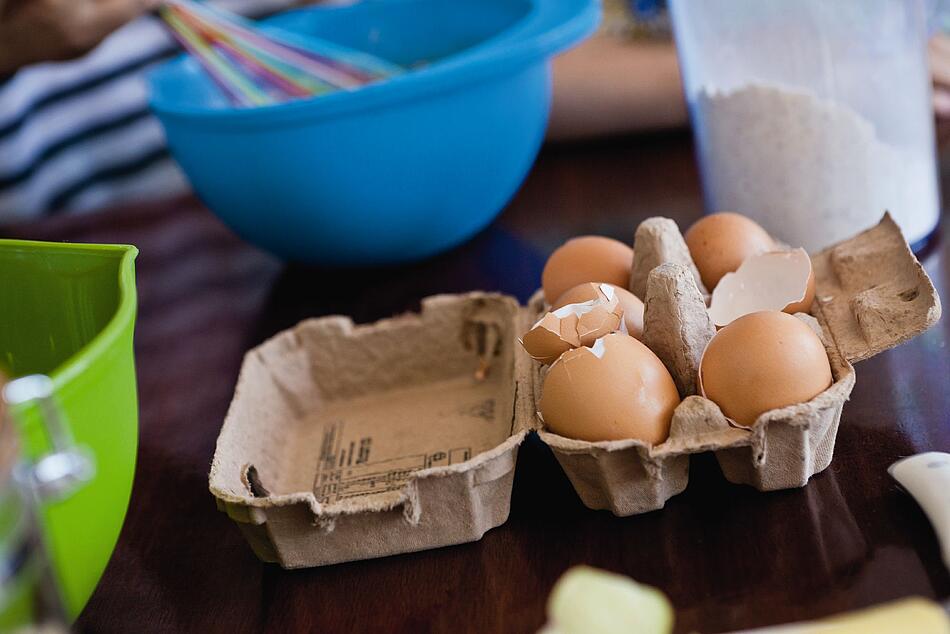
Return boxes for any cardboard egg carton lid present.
[209,293,539,568]
[810,213,941,363]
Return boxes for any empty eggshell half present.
[521,285,624,364]
[707,248,816,328]
[553,282,645,339]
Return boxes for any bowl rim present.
[0,240,138,399]
[147,0,599,127]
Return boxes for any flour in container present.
[691,84,939,251]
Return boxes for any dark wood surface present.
[8,132,950,633]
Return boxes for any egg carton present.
[209,291,544,567]
[208,214,938,568]
[537,214,940,515]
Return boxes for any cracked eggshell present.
[698,311,833,427]
[539,333,680,444]
[553,282,645,339]
[521,311,580,364]
[542,236,634,304]
[521,289,623,364]
[685,212,775,291]
[708,248,817,328]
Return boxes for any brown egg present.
[542,236,634,304]
[685,212,774,291]
[553,282,645,339]
[699,311,833,427]
[539,333,680,444]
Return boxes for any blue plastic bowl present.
[148,0,598,265]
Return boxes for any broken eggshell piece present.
[553,282,645,339]
[520,285,624,364]
[708,248,816,328]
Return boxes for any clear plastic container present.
[0,376,93,632]
[670,0,940,251]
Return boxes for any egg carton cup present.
[209,214,938,568]
[536,214,940,516]
[537,331,854,515]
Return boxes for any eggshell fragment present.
[539,333,680,444]
[521,312,580,365]
[521,286,624,364]
[708,249,816,328]
[685,212,775,291]
[542,236,634,304]
[698,311,833,427]
[630,217,707,301]
[554,282,645,339]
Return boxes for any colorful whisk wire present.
[159,0,403,106]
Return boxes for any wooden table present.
[10,132,950,633]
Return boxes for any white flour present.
[692,84,939,251]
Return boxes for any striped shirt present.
[0,0,303,222]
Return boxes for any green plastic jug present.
[0,240,138,619]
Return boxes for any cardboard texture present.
[210,214,940,566]
[641,263,715,398]
[810,214,942,363]
[630,217,708,300]
[209,294,537,567]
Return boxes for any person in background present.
[0,0,301,221]
[1,0,949,221]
